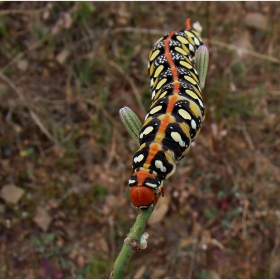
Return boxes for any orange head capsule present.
[130,186,157,210]
[128,170,164,210]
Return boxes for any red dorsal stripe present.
[186,18,191,30]
[163,31,180,95]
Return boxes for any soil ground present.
[0,2,280,279]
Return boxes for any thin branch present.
[187,237,199,279]
[111,203,155,279]
[106,60,146,115]
[209,38,280,65]
[0,8,45,15]
[111,27,280,65]
[0,71,58,144]
[0,35,51,74]
[242,199,249,240]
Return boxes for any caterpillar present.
[128,19,206,210]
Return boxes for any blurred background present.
[0,1,280,278]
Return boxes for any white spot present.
[188,44,194,52]
[150,78,154,87]
[171,131,185,147]
[202,244,208,250]
[194,37,200,46]
[155,160,167,173]
[145,182,158,188]
[142,126,153,136]
[148,61,150,69]
[151,90,156,100]
[129,179,136,185]
[134,154,144,163]
[191,119,197,129]
[139,232,149,250]
[150,105,162,115]
[144,113,149,121]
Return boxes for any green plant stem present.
[111,203,155,279]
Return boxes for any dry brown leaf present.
[64,13,72,29]
[0,184,25,204]
[96,237,109,253]
[232,31,254,53]
[150,268,167,279]
[0,83,8,95]
[56,49,70,65]
[245,12,268,30]
[133,265,146,279]
[179,236,197,248]
[17,59,29,71]
[148,194,170,225]
[77,255,85,269]
[208,270,221,279]
[33,207,52,232]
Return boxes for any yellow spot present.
[154,65,164,78]
[189,102,202,119]
[176,35,189,44]
[184,31,195,38]
[179,122,191,139]
[185,56,192,65]
[143,126,153,135]
[185,90,203,107]
[134,154,144,163]
[178,109,191,120]
[190,71,199,83]
[171,131,181,142]
[159,91,168,99]
[150,105,162,115]
[149,62,155,76]
[182,44,191,55]
[152,89,162,101]
[187,36,195,45]
[184,75,197,85]
[154,37,164,45]
[143,116,153,127]
[192,86,203,99]
[152,77,159,89]
[175,47,188,56]
[171,131,185,147]
[155,160,163,169]
[156,78,167,90]
[179,60,192,69]
[150,49,160,61]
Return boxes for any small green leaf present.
[44,233,55,244]
[196,45,209,89]
[119,106,142,143]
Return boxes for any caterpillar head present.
[128,170,164,210]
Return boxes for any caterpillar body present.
[128,19,206,210]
